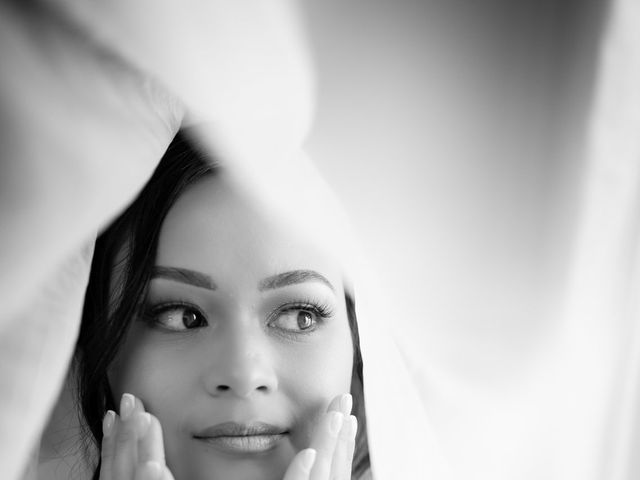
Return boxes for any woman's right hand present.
[283,393,358,480]
[100,394,175,480]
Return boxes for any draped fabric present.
[0,3,182,479]
[557,0,640,477]
[0,1,639,480]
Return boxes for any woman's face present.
[109,173,354,480]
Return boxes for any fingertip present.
[103,410,116,437]
[121,393,136,420]
[100,411,118,478]
[349,415,358,436]
[339,393,353,415]
[283,448,317,480]
[300,448,316,473]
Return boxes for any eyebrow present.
[258,270,335,292]
[151,266,217,290]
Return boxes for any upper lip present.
[193,422,288,438]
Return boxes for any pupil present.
[183,310,198,328]
[297,311,313,329]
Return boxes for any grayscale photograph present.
[0,1,638,480]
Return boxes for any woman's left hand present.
[282,393,358,480]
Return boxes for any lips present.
[193,422,288,454]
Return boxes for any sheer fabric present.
[1,1,639,480]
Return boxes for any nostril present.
[214,384,270,396]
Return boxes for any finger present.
[329,414,354,480]
[282,449,317,480]
[344,416,357,477]
[100,410,117,480]
[309,412,343,480]
[326,393,352,417]
[138,414,166,464]
[113,393,150,479]
[340,394,352,416]
[331,415,357,480]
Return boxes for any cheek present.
[109,328,196,425]
[287,339,352,393]
[281,324,354,446]
[110,340,199,478]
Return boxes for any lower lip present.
[195,434,286,454]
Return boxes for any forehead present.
[155,173,343,288]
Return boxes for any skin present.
[104,173,356,480]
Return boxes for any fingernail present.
[142,461,162,479]
[102,410,115,437]
[329,411,343,435]
[300,449,316,473]
[340,393,353,415]
[120,393,135,421]
[135,412,151,435]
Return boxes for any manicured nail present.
[120,393,135,421]
[102,410,115,437]
[340,393,352,415]
[135,412,151,435]
[300,449,316,473]
[141,460,162,479]
[329,411,343,435]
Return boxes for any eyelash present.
[271,299,334,320]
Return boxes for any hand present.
[100,394,175,480]
[283,393,358,480]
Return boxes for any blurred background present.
[304,0,603,375]
[305,0,599,395]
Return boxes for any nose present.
[203,322,278,398]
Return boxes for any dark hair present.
[75,130,370,479]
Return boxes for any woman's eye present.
[271,309,318,332]
[151,305,207,331]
